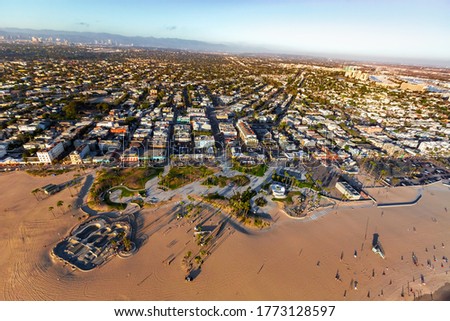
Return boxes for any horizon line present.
[1,26,450,69]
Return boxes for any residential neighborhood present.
[1,42,450,193]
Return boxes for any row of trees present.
[271,172,320,190]
[229,188,257,218]
[113,231,133,252]
[48,200,72,217]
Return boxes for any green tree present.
[124,117,137,125]
[255,196,267,207]
[378,169,388,184]
[48,206,55,218]
[96,102,110,113]
[139,102,150,110]
[122,237,132,252]
[56,200,64,214]
[31,188,40,201]
[62,101,79,119]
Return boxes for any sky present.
[1,0,450,63]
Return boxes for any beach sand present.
[1,171,450,300]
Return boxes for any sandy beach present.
[1,171,450,301]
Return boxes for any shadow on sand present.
[372,233,379,247]
[225,216,250,235]
[187,268,202,281]
[75,174,94,208]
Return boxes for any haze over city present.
[1,0,450,65]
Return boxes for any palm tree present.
[379,169,388,184]
[122,237,132,252]
[283,171,290,184]
[56,200,64,214]
[48,206,55,218]
[31,188,40,201]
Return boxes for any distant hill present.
[2,27,447,68]
[0,27,230,52]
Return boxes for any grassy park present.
[159,166,214,190]
[202,174,250,187]
[89,167,162,205]
[232,162,268,177]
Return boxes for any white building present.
[271,184,286,199]
[236,120,259,147]
[335,181,361,200]
[174,124,191,143]
[418,141,450,156]
[18,124,37,132]
[37,141,64,164]
[219,122,237,142]
[192,120,211,132]
[69,144,90,165]
[133,128,152,139]
[194,135,215,149]
[97,121,114,128]
[187,107,206,117]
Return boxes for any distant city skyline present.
[1,0,450,64]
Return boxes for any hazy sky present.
[1,0,450,62]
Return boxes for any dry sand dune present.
[1,172,450,301]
